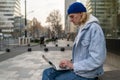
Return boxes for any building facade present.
[0,0,21,36]
[87,0,120,38]
[65,0,76,34]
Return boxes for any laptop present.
[42,54,70,70]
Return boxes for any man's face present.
[68,13,82,25]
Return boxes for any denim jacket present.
[72,14,106,78]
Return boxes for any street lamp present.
[25,0,27,37]
[24,0,34,38]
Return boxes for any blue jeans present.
[42,67,98,80]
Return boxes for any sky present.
[20,0,64,26]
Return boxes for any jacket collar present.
[80,14,100,31]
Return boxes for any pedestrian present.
[42,2,106,80]
[40,36,45,46]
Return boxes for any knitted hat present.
[67,2,86,15]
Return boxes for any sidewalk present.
[0,39,73,80]
[0,51,72,80]
[0,39,120,80]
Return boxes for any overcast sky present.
[21,0,64,26]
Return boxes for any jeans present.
[42,67,98,80]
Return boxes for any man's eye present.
[69,16,74,18]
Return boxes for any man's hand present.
[59,59,73,69]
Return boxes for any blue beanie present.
[67,2,87,15]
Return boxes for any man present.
[42,2,106,80]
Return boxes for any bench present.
[98,70,120,80]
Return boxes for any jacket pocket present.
[81,39,90,47]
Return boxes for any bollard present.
[55,44,58,47]
[60,47,65,51]
[28,48,32,52]
[67,44,70,47]
[44,47,48,52]
[6,48,10,52]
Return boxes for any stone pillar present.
[19,37,31,45]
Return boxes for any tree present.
[29,18,43,38]
[46,10,62,37]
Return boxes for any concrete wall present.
[106,39,120,55]
[106,52,120,69]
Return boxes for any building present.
[13,16,25,38]
[65,0,76,34]
[86,0,92,13]
[117,0,120,37]
[87,0,120,38]
[0,0,21,36]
